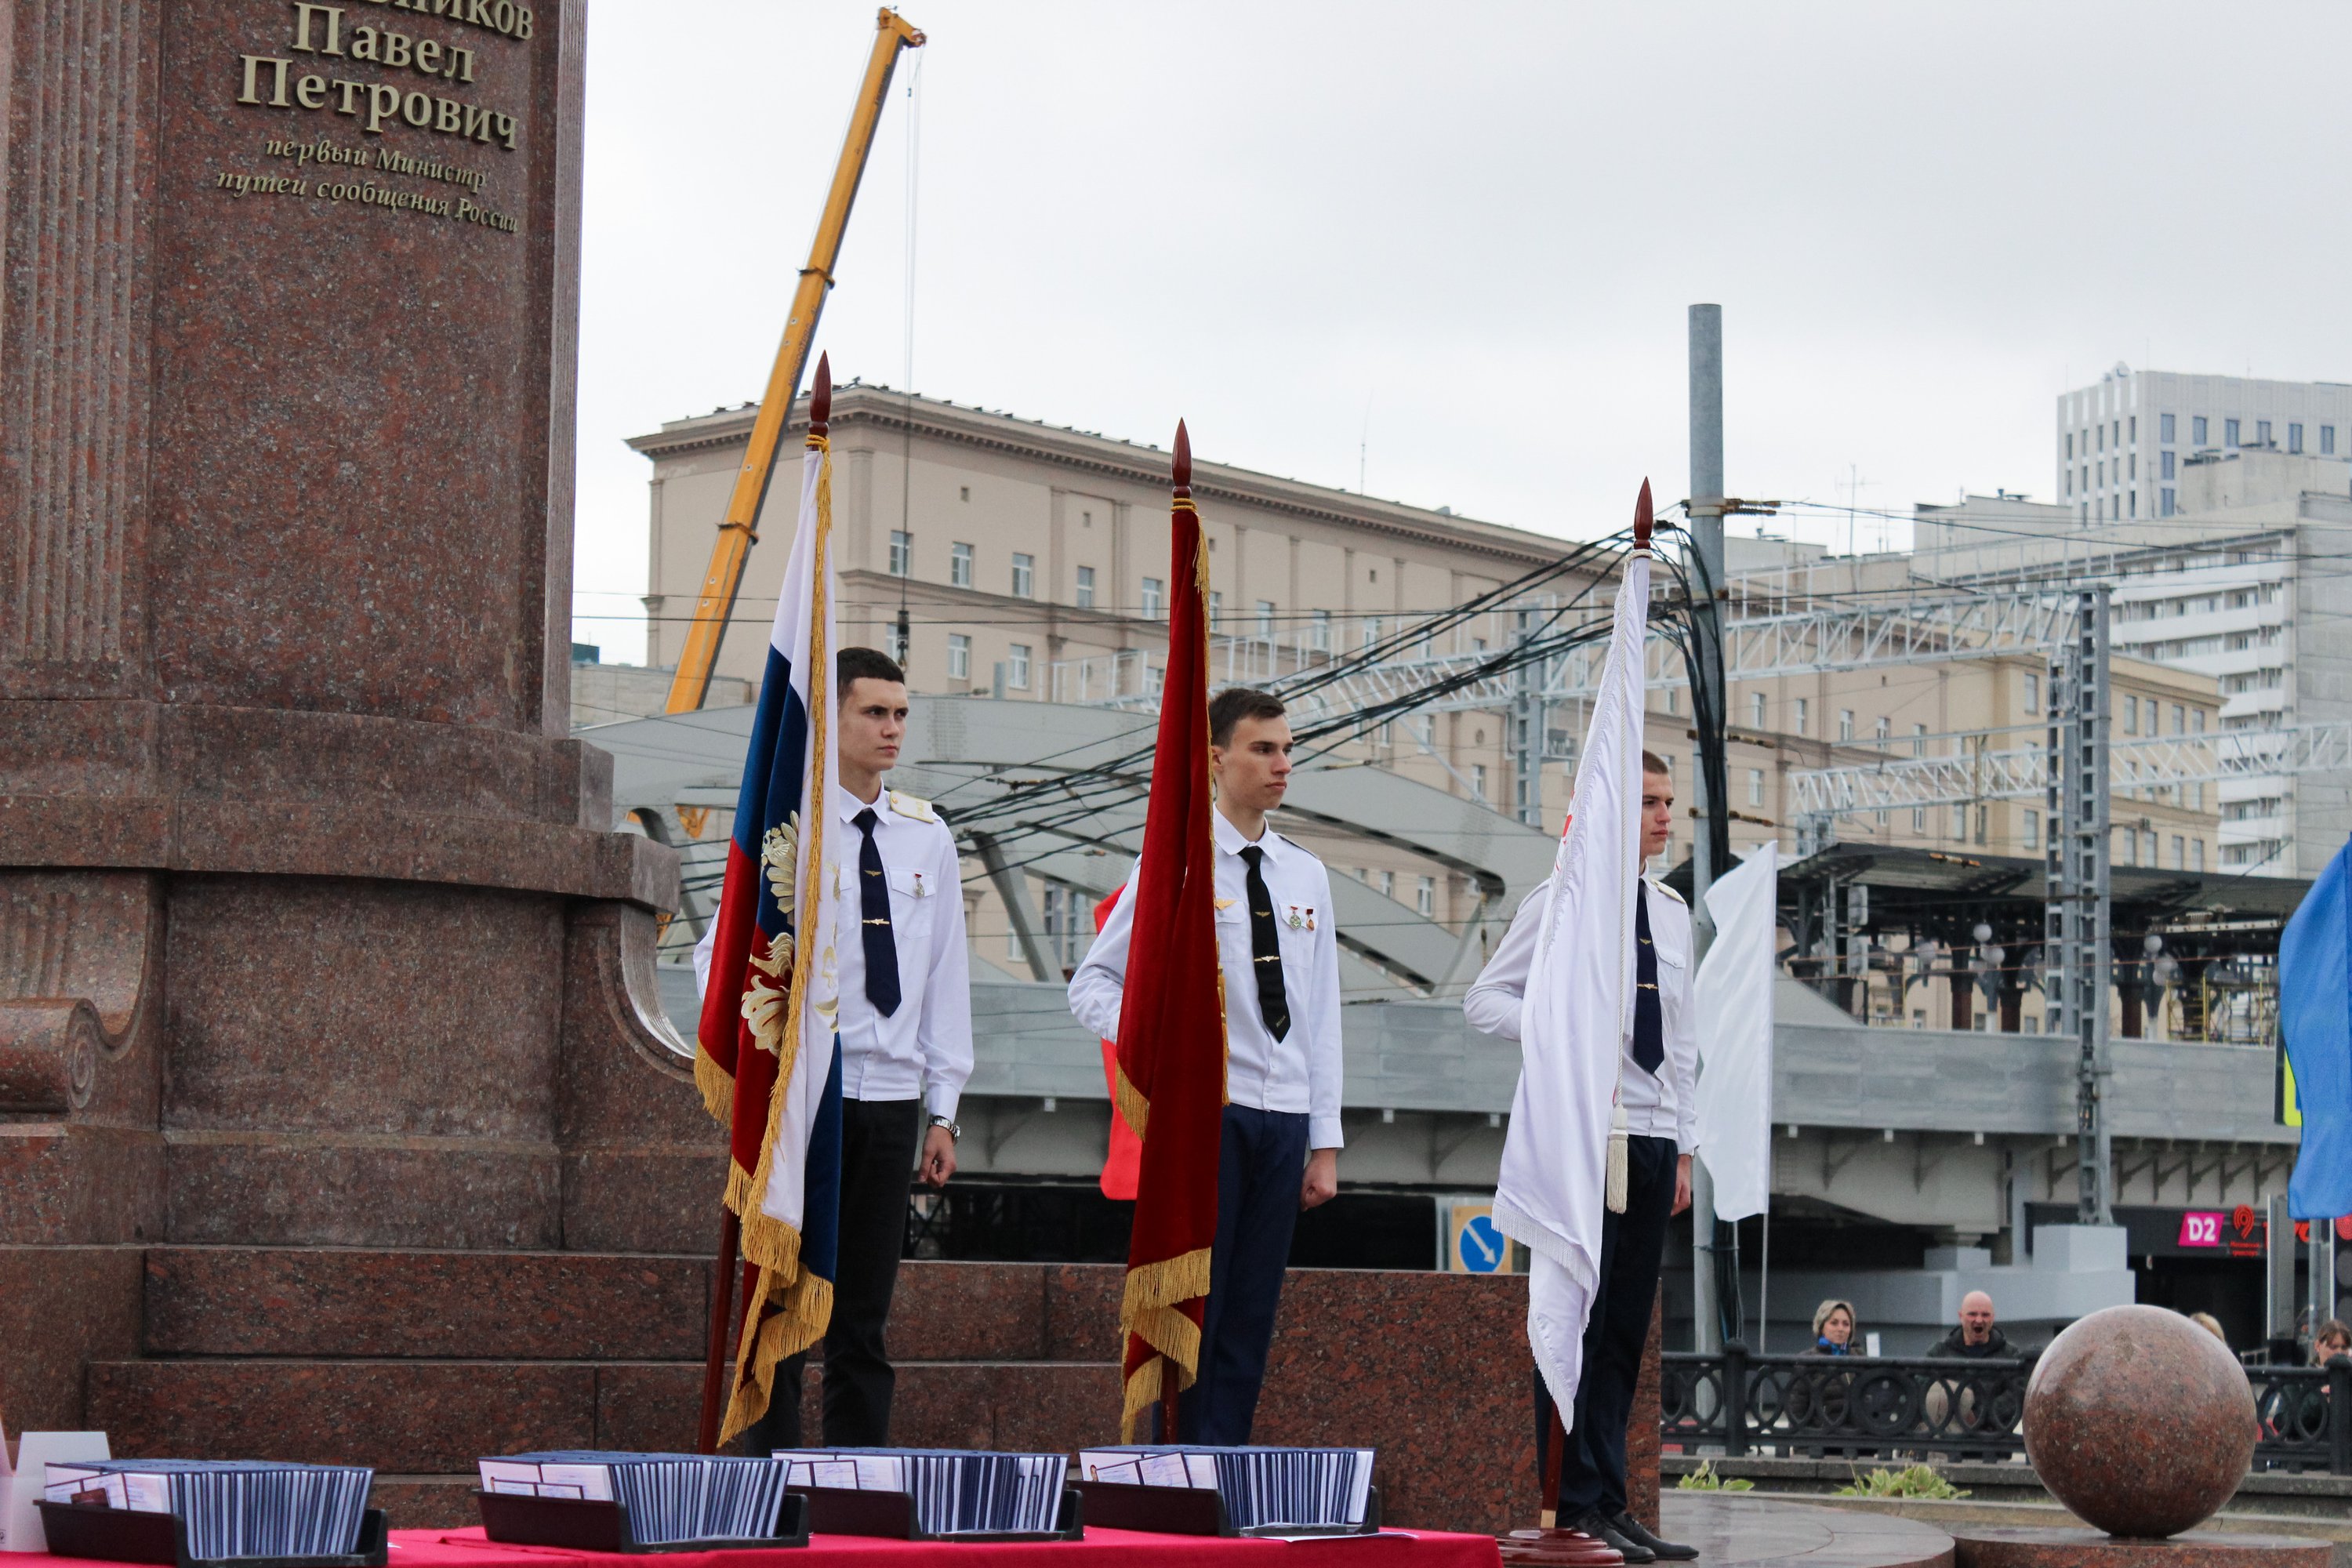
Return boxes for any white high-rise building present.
[2056,364,2352,524]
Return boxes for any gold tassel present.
[695,1045,734,1124]
[1606,1103,1629,1214]
[1114,1064,1151,1144]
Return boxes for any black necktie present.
[853,807,902,1017]
[1633,883,1664,1076]
[1238,844,1290,1041]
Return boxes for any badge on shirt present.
[1287,905,1315,931]
[910,870,930,898]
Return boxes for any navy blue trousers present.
[1178,1103,1309,1446]
[1534,1134,1677,1518]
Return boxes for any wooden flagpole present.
[696,1210,741,1454]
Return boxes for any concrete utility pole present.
[1687,304,1729,1352]
[2045,589,2114,1225]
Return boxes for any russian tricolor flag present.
[693,368,845,1443]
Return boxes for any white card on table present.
[1138,1453,1189,1487]
[2,1433,110,1553]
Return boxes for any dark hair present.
[1641,750,1671,777]
[1209,687,1286,747]
[837,646,905,695]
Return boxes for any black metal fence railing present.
[1662,1345,2352,1473]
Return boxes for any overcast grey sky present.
[572,1,2352,662]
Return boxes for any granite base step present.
[139,1247,1121,1363]
[365,1478,480,1533]
[88,1357,1123,1472]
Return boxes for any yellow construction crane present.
[663,8,925,713]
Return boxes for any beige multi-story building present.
[622,384,2223,994]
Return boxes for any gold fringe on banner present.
[719,1262,836,1443]
[695,1045,734,1124]
[1114,1064,1150,1144]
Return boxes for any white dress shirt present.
[1068,808,1346,1150]
[695,785,974,1122]
[1463,876,1698,1152]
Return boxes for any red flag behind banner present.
[1095,890,1142,1202]
[1108,422,1228,1438]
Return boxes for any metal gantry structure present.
[2045,590,2115,1225]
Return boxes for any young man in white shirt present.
[698,647,973,1451]
[1464,750,1697,1563]
[1068,687,1343,1443]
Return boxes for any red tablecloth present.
[14,1525,1501,1568]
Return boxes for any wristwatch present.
[928,1113,960,1141]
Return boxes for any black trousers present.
[746,1096,923,1452]
[1177,1104,1308,1446]
[1534,1134,1677,1519]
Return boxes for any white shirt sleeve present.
[1306,861,1346,1151]
[917,823,975,1123]
[693,920,715,1004]
[1066,860,1142,1041]
[1664,895,1700,1152]
[1462,885,1548,1040]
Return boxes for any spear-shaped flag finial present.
[1173,419,1192,497]
[1633,477,1653,551]
[810,352,833,442]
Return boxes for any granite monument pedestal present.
[0,0,707,1432]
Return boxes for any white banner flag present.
[1694,841,1778,1221]
[1490,540,1648,1420]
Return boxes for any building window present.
[1140,577,1163,619]
[2129,415,2136,442]
[950,542,974,588]
[2161,412,2176,443]
[2024,672,2040,712]
[888,530,911,577]
[1312,610,1332,652]
[1795,698,1809,735]
[2161,450,2176,481]
[1472,764,1488,803]
[2193,416,2209,445]
[2291,423,2306,454]
[1750,691,1766,728]
[1011,553,1035,599]
[1007,643,1032,689]
[2129,489,2137,517]
[2129,455,2137,481]
[1875,715,1890,744]
[887,620,908,662]
[2024,808,2039,851]
[2122,695,2137,735]
[2193,839,2205,873]
[1416,877,1435,918]
[959,485,971,502]
[2161,488,2176,517]
[2193,708,2207,734]
[1951,804,1966,840]
[2327,426,2339,456]
[1209,591,1223,627]
[2171,702,2185,735]
[1912,806,1926,833]
[1913,722,1928,756]
[2066,434,2074,459]
[1838,709,1854,742]
[2096,425,2106,452]
[1075,565,1095,609]
[1666,687,1680,717]
[2226,418,2241,447]
[947,633,970,681]
[1747,768,1764,807]
[2257,419,2273,447]
[1255,600,1276,637]
[1380,869,1395,899]
[2172,834,2187,870]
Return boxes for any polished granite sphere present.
[2023,1304,2257,1538]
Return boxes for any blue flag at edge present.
[2283,838,2352,1220]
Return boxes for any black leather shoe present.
[1573,1512,1654,1564]
[1609,1511,1697,1562]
